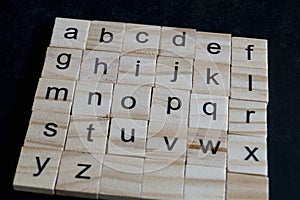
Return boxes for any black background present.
[1,0,299,199]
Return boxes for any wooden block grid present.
[14,17,269,200]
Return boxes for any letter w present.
[199,139,221,154]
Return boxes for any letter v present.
[164,136,178,151]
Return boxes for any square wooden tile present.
[41,47,83,80]
[80,50,120,83]
[99,154,144,199]
[111,84,152,120]
[50,17,90,49]
[229,99,267,137]
[228,134,268,176]
[65,116,109,154]
[155,56,193,90]
[122,23,161,55]
[86,21,125,52]
[24,110,70,150]
[117,53,156,86]
[32,78,76,113]
[72,81,114,117]
[226,172,269,200]
[56,151,103,199]
[13,146,62,194]
[159,26,196,59]
[189,94,228,131]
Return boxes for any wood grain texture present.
[72,81,114,117]
[111,84,152,120]
[41,47,83,80]
[117,53,156,86]
[13,146,62,194]
[159,26,196,59]
[155,56,193,90]
[107,118,147,157]
[55,151,103,199]
[86,21,125,52]
[80,50,120,83]
[122,23,161,55]
[50,17,90,49]
[226,172,269,200]
[65,116,109,154]
[195,31,231,64]
[32,78,76,113]
[24,110,70,150]
[228,134,268,176]
[99,154,144,199]
[229,99,267,137]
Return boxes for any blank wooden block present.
[227,172,269,200]
[186,128,227,168]
[195,31,231,64]
[193,61,230,96]
[41,47,83,80]
[99,154,144,199]
[65,116,109,154]
[231,66,268,102]
[13,146,62,194]
[50,17,90,49]
[72,81,114,117]
[107,118,147,157]
[155,56,193,90]
[229,99,267,137]
[80,50,120,83]
[56,151,103,199]
[228,134,268,176]
[184,165,226,200]
[122,23,161,55]
[32,78,76,113]
[142,159,185,200]
[111,84,152,120]
[232,37,268,70]
[189,94,228,131]
[86,21,125,52]
[117,54,156,86]
[159,26,196,59]
[24,110,70,150]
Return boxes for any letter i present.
[135,60,140,77]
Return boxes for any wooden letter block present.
[99,154,144,199]
[142,159,185,200]
[111,84,152,120]
[41,47,83,80]
[80,50,120,83]
[184,165,226,200]
[226,173,269,200]
[155,56,193,90]
[195,31,231,64]
[189,94,228,131]
[186,128,227,168]
[228,134,268,176]
[72,81,114,117]
[32,78,76,113]
[117,54,156,86]
[86,21,125,52]
[229,99,267,137]
[193,61,230,96]
[50,17,90,49]
[56,151,103,199]
[24,110,70,150]
[13,147,62,194]
[65,116,109,154]
[107,118,147,157]
[122,23,161,55]
[159,27,196,59]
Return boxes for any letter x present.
[244,146,259,161]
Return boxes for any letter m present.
[45,87,68,101]
[199,139,221,155]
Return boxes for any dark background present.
[1,0,299,199]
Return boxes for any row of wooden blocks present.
[13,17,269,199]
